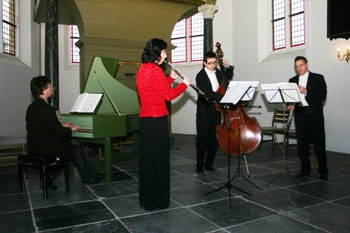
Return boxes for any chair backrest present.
[271,109,290,129]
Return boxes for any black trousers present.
[139,116,170,210]
[196,107,220,169]
[294,107,328,175]
[46,144,91,180]
[72,145,92,179]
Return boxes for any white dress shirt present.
[205,67,219,92]
[298,71,309,106]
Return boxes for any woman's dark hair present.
[141,38,167,63]
[30,75,51,98]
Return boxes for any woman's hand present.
[182,76,192,87]
[170,71,178,80]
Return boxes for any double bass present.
[215,42,262,155]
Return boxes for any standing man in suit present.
[288,56,328,180]
[195,51,234,172]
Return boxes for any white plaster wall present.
[171,0,350,153]
[0,1,40,138]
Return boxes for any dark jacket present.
[26,98,73,160]
[289,71,327,112]
[196,67,234,124]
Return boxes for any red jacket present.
[137,62,187,117]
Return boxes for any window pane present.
[171,19,186,63]
[272,0,286,50]
[171,19,186,38]
[171,38,186,63]
[290,0,305,47]
[273,0,285,20]
[70,25,80,63]
[191,13,203,36]
[2,0,16,56]
[191,35,203,61]
[291,0,303,14]
[190,13,203,61]
[273,19,286,49]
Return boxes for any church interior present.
[0,0,350,232]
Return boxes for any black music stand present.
[205,81,262,208]
[261,82,301,186]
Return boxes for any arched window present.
[171,13,203,63]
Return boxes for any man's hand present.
[63,121,80,131]
[298,85,307,95]
[70,124,80,132]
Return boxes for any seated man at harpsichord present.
[26,75,102,189]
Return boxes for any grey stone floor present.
[1,134,350,232]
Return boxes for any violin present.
[215,42,262,155]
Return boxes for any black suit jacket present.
[26,98,73,160]
[289,71,327,112]
[196,67,234,105]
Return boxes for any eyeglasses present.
[206,61,217,65]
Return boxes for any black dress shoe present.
[205,166,216,171]
[295,172,310,178]
[319,173,328,181]
[196,167,204,173]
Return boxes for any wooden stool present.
[17,154,70,200]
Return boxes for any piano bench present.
[17,154,70,200]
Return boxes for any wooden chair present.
[17,154,70,200]
[261,109,297,145]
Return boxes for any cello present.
[215,42,262,155]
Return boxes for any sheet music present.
[70,93,103,113]
[260,82,301,103]
[220,81,252,105]
[278,82,301,103]
[260,83,283,103]
[236,81,259,101]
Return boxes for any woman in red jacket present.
[137,38,190,210]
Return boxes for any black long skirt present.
[139,116,170,210]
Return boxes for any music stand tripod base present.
[205,106,262,208]
[265,105,299,187]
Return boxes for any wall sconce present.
[337,46,350,63]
